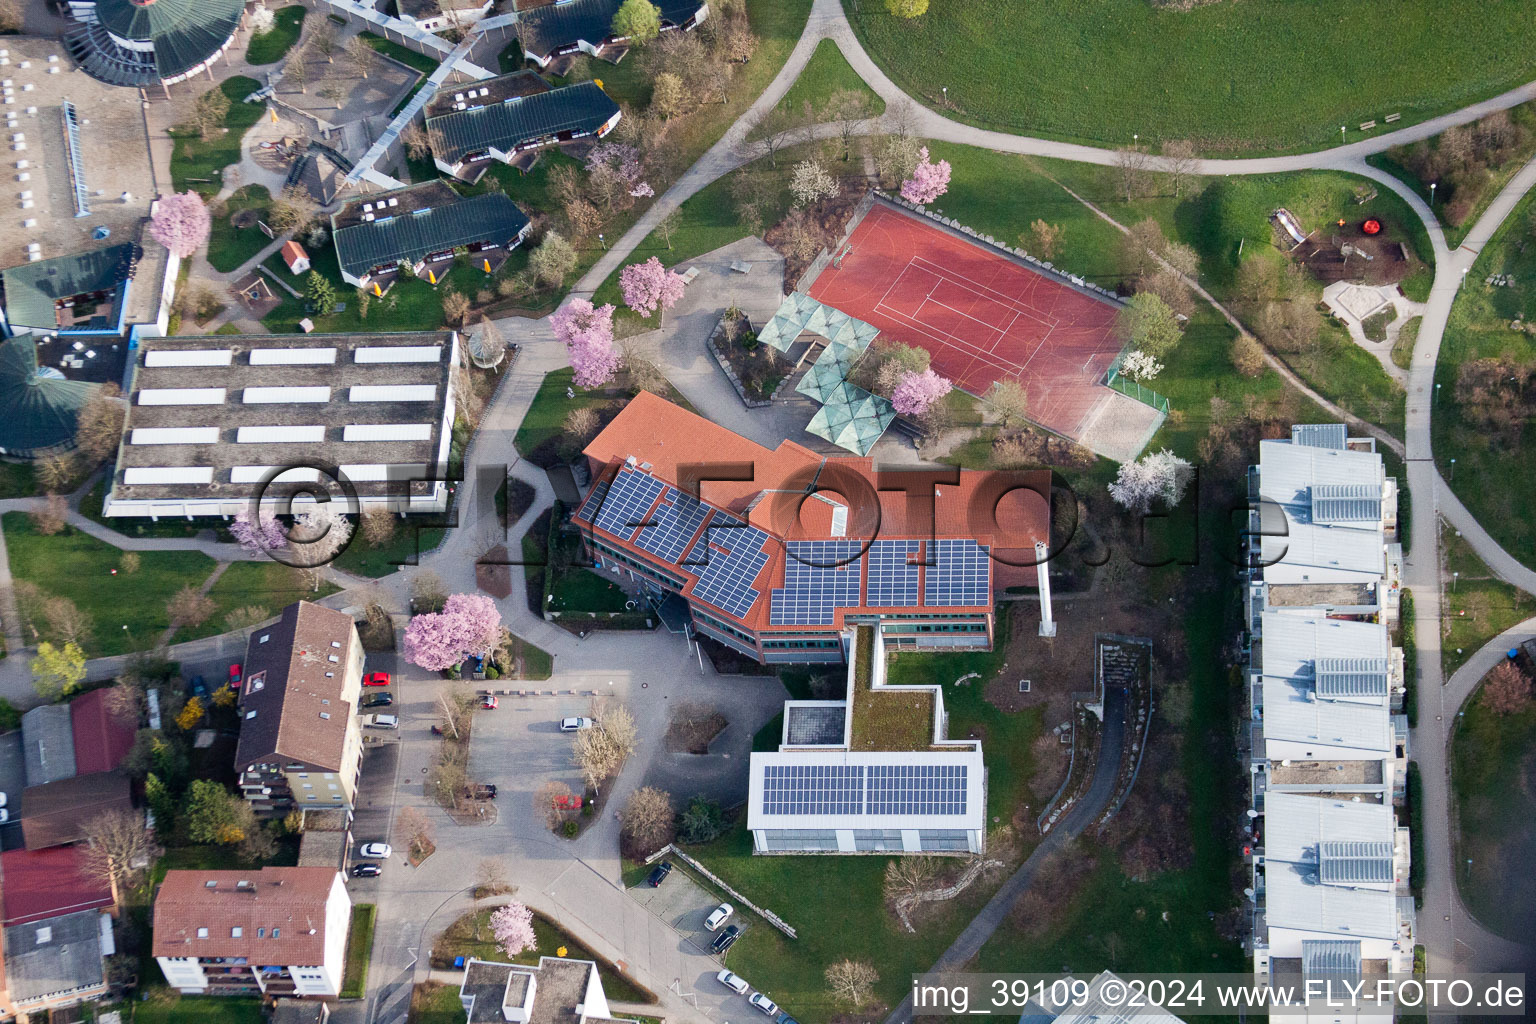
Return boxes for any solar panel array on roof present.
[867,539,921,607]
[1317,841,1395,885]
[573,476,610,524]
[866,764,967,815]
[690,520,771,619]
[635,489,712,564]
[1310,482,1381,525]
[784,705,847,746]
[924,539,990,607]
[1314,657,1389,700]
[760,764,862,815]
[590,469,666,540]
[1292,423,1348,449]
[771,540,864,626]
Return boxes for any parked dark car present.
[465,784,498,800]
[710,925,740,955]
[646,861,673,888]
[363,694,394,708]
[775,1012,803,1024]
[351,863,382,878]
[188,675,208,698]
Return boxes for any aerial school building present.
[574,392,1050,665]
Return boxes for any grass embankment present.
[1433,188,1536,567]
[341,903,377,999]
[1451,683,1536,941]
[1439,527,1535,679]
[843,0,1536,153]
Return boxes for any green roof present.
[426,81,620,165]
[1,244,137,334]
[332,192,531,280]
[68,0,245,86]
[0,338,100,457]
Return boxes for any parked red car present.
[552,794,583,811]
[228,663,242,685]
[364,672,391,687]
[479,696,499,709]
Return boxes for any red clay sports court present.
[806,202,1126,443]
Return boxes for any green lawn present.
[843,0,1536,153]
[2,512,216,657]
[171,561,340,645]
[506,633,554,680]
[245,5,307,65]
[548,564,632,614]
[409,983,466,1024]
[0,461,39,499]
[1433,188,1536,567]
[1451,682,1536,942]
[333,522,449,577]
[776,37,884,118]
[133,996,266,1024]
[207,185,273,273]
[261,241,457,334]
[361,32,442,75]
[342,903,377,999]
[1439,529,1535,678]
[169,77,264,195]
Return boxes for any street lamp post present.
[1340,125,1346,144]
[1452,571,1459,593]
[1429,182,1437,207]
[598,233,606,250]
[1450,457,1457,481]
[1435,382,1441,406]
[942,85,947,106]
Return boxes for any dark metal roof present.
[67,0,244,86]
[518,0,705,60]
[332,189,530,279]
[0,338,101,457]
[1,243,137,334]
[426,80,620,164]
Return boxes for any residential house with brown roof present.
[0,847,117,1019]
[573,391,1051,664]
[234,602,365,816]
[152,867,351,998]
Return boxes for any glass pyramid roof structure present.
[759,292,893,455]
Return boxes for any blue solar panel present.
[924,539,990,607]
[866,539,921,607]
[690,519,772,619]
[590,469,667,540]
[867,764,968,815]
[770,540,864,626]
[633,487,712,564]
[572,476,610,524]
[761,764,864,815]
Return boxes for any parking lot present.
[465,693,599,830]
[628,861,750,960]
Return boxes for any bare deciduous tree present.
[883,855,940,903]
[620,786,675,855]
[1483,660,1532,715]
[985,378,1029,428]
[346,35,378,79]
[753,105,797,168]
[822,89,876,161]
[825,960,879,1008]
[1026,219,1063,261]
[573,701,638,794]
[1161,139,1198,198]
[75,385,127,466]
[43,596,93,648]
[29,494,68,536]
[1114,145,1151,201]
[361,508,397,549]
[396,806,435,857]
[80,809,160,905]
[401,121,432,161]
[537,779,575,830]
[476,858,515,899]
[268,184,319,235]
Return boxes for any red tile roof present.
[0,847,114,926]
[581,392,1049,631]
[69,687,137,775]
[152,867,343,965]
[280,241,309,271]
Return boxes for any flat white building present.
[153,868,351,998]
[746,625,986,854]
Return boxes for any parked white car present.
[560,716,594,731]
[716,970,750,996]
[364,713,399,730]
[705,903,734,931]
[749,994,779,1018]
[359,842,392,859]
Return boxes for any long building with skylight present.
[105,333,459,518]
[575,391,1051,664]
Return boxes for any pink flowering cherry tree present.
[230,509,287,557]
[891,368,953,417]
[490,901,536,957]
[401,593,504,672]
[619,256,686,326]
[551,298,621,389]
[149,191,212,259]
[900,147,952,206]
